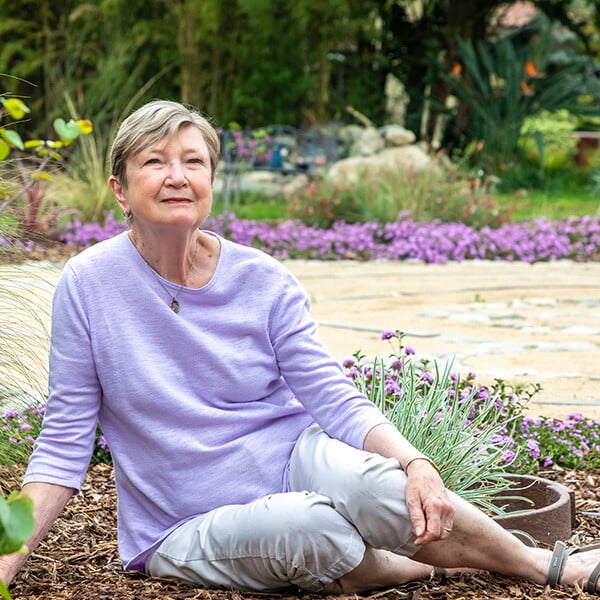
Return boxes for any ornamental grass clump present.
[344,331,518,513]
[0,263,55,410]
[343,330,600,484]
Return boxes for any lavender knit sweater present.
[24,231,389,569]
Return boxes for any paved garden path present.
[2,258,599,420]
[284,259,600,421]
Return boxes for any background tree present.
[0,0,598,146]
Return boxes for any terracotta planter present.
[492,474,576,545]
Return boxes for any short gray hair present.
[109,100,221,187]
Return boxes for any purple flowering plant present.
[0,405,44,466]
[54,211,600,264]
[343,331,600,493]
[344,330,521,512]
[0,403,110,466]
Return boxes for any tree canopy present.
[1,0,598,152]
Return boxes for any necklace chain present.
[130,233,199,314]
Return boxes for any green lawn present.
[212,189,599,224]
[495,190,599,221]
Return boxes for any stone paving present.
[1,258,599,420]
[283,259,600,420]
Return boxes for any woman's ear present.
[108,175,128,212]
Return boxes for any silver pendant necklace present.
[130,233,199,314]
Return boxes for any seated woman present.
[1,99,599,595]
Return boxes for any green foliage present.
[0,492,34,556]
[0,0,599,149]
[519,110,579,170]
[591,155,600,199]
[0,491,34,598]
[495,166,599,216]
[0,93,93,236]
[0,3,175,137]
[212,191,288,222]
[445,22,600,174]
[46,113,114,225]
[288,159,510,229]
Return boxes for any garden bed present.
[3,463,600,600]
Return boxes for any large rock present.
[327,145,434,184]
[381,124,416,147]
[337,124,364,147]
[351,127,385,156]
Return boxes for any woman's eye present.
[144,158,162,165]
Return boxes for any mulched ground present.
[2,463,600,600]
[3,237,600,597]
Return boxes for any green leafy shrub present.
[289,158,511,229]
[519,110,578,171]
[0,94,92,238]
[0,491,34,599]
[445,23,600,176]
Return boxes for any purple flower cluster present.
[343,332,600,473]
[2,403,111,465]
[1,404,45,446]
[58,212,600,264]
[0,236,34,252]
[58,210,128,247]
[224,130,273,164]
[516,413,600,470]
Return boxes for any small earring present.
[123,209,132,221]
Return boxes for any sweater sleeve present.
[269,268,390,449]
[24,262,100,490]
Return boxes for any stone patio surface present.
[2,258,599,420]
[284,258,600,420]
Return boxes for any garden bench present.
[219,125,338,208]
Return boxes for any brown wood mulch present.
[2,464,600,600]
[2,237,600,597]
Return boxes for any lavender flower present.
[56,214,600,264]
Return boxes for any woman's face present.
[110,124,213,233]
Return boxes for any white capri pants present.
[146,424,419,591]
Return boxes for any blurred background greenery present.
[1,0,600,236]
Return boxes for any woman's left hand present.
[404,460,455,545]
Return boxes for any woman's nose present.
[166,162,188,187]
